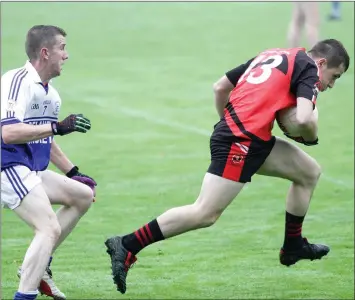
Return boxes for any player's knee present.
[72,185,94,213]
[193,204,222,228]
[293,10,305,28]
[300,159,322,187]
[36,217,61,242]
[200,213,220,228]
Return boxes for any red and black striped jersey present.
[224,48,320,141]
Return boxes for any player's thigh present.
[195,172,244,216]
[256,137,321,185]
[39,170,93,206]
[292,2,305,22]
[202,135,274,214]
[13,184,60,236]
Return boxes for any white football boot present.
[17,267,66,300]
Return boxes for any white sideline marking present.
[116,106,354,190]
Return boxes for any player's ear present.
[40,47,49,60]
[316,58,327,69]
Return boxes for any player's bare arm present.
[296,97,318,141]
[2,123,53,144]
[213,75,234,118]
[49,140,96,192]
[50,140,75,174]
[289,51,323,144]
[2,114,91,145]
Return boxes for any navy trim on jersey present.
[23,116,58,122]
[8,69,28,101]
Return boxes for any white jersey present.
[1,61,62,171]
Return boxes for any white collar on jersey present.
[24,61,53,85]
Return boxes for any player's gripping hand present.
[51,114,91,136]
[284,133,319,146]
[66,166,97,197]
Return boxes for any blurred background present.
[1,2,354,299]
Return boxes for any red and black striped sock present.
[122,219,165,255]
[283,211,305,250]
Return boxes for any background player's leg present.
[304,2,320,47]
[40,170,94,252]
[328,1,341,20]
[256,137,321,250]
[13,184,61,294]
[287,2,306,47]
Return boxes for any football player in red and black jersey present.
[105,39,350,294]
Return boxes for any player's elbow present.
[213,81,223,93]
[1,128,14,144]
[1,126,20,144]
[295,114,313,127]
[213,77,234,94]
[295,108,314,127]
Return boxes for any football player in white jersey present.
[1,25,97,300]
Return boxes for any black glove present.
[51,114,91,136]
[284,133,319,146]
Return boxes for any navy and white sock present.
[13,290,38,300]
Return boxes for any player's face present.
[317,59,345,92]
[47,35,69,78]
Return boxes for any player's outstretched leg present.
[257,137,329,266]
[105,173,245,294]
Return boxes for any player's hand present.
[51,114,91,136]
[66,166,97,197]
[284,133,318,146]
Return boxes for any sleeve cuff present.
[1,118,21,125]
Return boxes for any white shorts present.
[1,165,42,210]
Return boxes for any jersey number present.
[43,105,47,115]
[239,54,287,85]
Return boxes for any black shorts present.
[207,122,276,183]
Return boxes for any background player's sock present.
[14,290,38,300]
[283,211,305,250]
[122,219,165,255]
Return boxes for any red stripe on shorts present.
[222,140,251,182]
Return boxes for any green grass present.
[1,2,354,299]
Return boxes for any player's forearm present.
[1,123,53,144]
[298,121,318,141]
[50,140,75,174]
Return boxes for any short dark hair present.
[25,25,67,60]
[308,39,350,72]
